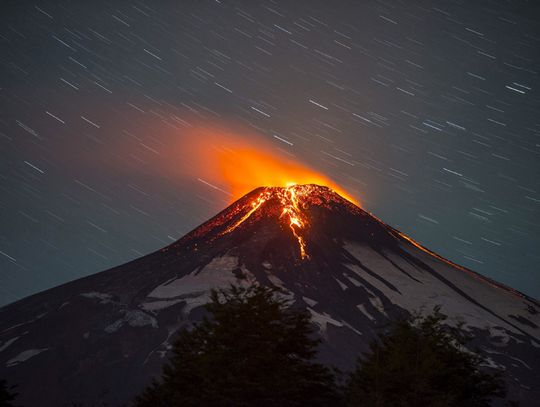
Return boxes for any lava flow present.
[222,184,326,259]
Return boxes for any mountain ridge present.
[0,184,538,406]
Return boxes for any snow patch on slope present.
[343,241,540,344]
[80,292,114,304]
[148,255,256,314]
[309,308,344,331]
[6,348,48,367]
[149,256,240,299]
[0,337,19,353]
[400,243,540,340]
[308,308,363,336]
[357,304,375,321]
[266,273,295,301]
[140,299,185,312]
[105,310,157,333]
[303,297,318,307]
[334,278,348,291]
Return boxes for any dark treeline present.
[0,379,17,407]
[1,284,510,407]
[135,284,507,407]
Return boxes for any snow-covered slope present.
[0,185,538,406]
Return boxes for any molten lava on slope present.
[220,184,357,259]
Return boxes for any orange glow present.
[165,122,360,259]
[222,191,270,234]
[280,186,309,259]
[217,147,346,202]
[221,185,326,259]
[172,122,358,206]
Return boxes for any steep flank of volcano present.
[167,185,529,300]
[179,185,358,233]
[0,184,538,407]
[167,184,396,261]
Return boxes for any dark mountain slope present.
[0,185,538,406]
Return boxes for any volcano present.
[0,185,538,406]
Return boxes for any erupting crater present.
[219,184,356,259]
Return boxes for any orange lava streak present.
[221,185,315,259]
[222,191,270,235]
[279,186,309,259]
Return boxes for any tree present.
[345,306,506,407]
[0,379,17,407]
[136,284,342,407]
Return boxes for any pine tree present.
[0,379,17,407]
[136,284,342,406]
[345,306,506,407]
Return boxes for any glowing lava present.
[222,184,325,259]
[167,123,361,258]
[223,190,272,235]
[279,186,309,259]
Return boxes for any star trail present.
[0,0,539,305]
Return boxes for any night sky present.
[1,0,539,306]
